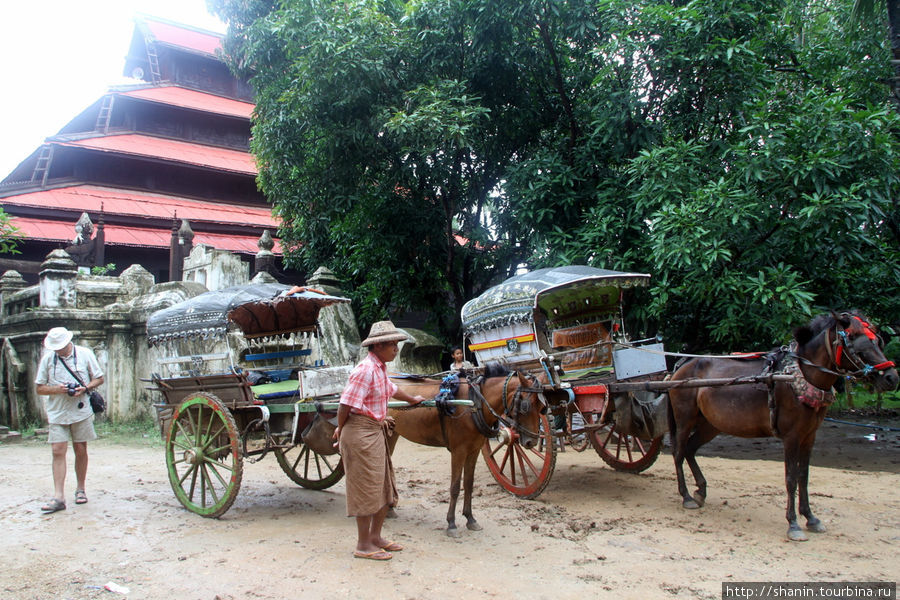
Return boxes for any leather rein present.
[467,371,546,439]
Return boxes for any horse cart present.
[145,283,356,517]
[461,264,898,540]
[461,265,672,498]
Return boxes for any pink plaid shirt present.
[339,352,397,421]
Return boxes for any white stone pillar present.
[39,250,78,308]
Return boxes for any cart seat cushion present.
[244,349,311,362]
[252,379,301,400]
[551,322,609,349]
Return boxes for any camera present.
[66,383,79,396]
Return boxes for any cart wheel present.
[274,444,344,490]
[567,411,590,452]
[165,393,242,518]
[481,413,556,499]
[585,411,662,473]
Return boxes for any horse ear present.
[794,325,814,347]
[517,371,530,387]
[836,312,853,328]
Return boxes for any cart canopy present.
[146,283,350,345]
[461,266,649,334]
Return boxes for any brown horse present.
[668,312,898,541]
[387,365,546,537]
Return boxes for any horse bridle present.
[467,371,547,439]
[822,317,895,379]
[500,371,547,439]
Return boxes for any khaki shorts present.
[48,417,97,444]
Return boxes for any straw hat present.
[44,327,74,351]
[361,321,409,347]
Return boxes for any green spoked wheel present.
[481,413,556,499]
[165,393,242,518]
[274,444,344,490]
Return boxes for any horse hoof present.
[787,527,809,542]
[683,499,701,510]
[446,528,461,538]
[806,519,826,533]
[386,508,398,519]
[692,494,706,508]
[467,522,483,532]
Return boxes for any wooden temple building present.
[0,16,293,283]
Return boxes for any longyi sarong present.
[339,413,398,517]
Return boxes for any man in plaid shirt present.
[334,321,424,561]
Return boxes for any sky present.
[0,0,227,178]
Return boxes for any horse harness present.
[409,370,544,448]
[435,373,463,447]
[763,317,895,437]
[466,371,545,441]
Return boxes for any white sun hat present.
[43,327,74,351]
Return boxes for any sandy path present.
[0,418,897,600]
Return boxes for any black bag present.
[56,350,105,414]
[88,390,106,414]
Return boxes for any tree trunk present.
[888,0,900,107]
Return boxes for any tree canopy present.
[212,0,900,350]
[0,208,21,255]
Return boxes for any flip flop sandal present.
[353,550,392,561]
[381,541,404,552]
[41,499,66,514]
[75,490,88,504]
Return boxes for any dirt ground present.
[1,415,898,600]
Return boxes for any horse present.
[386,364,547,537]
[668,312,898,541]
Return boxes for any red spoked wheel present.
[481,413,556,499]
[567,411,590,452]
[585,406,662,473]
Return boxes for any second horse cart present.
[146,283,355,517]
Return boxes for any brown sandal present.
[41,498,66,513]
[353,550,392,561]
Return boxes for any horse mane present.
[482,363,512,378]
[794,310,871,346]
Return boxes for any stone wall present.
[0,251,168,427]
[0,253,441,430]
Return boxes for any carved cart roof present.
[461,266,649,334]
[146,283,350,345]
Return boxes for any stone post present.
[0,270,27,317]
[39,250,78,308]
[305,266,360,366]
[169,218,194,282]
[253,230,276,278]
[95,212,106,267]
[306,266,341,293]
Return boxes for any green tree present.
[211,0,620,336]
[213,0,900,350]
[0,208,21,254]
[518,0,900,350]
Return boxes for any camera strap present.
[55,349,87,389]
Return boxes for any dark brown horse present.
[668,312,898,541]
[387,365,546,537]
